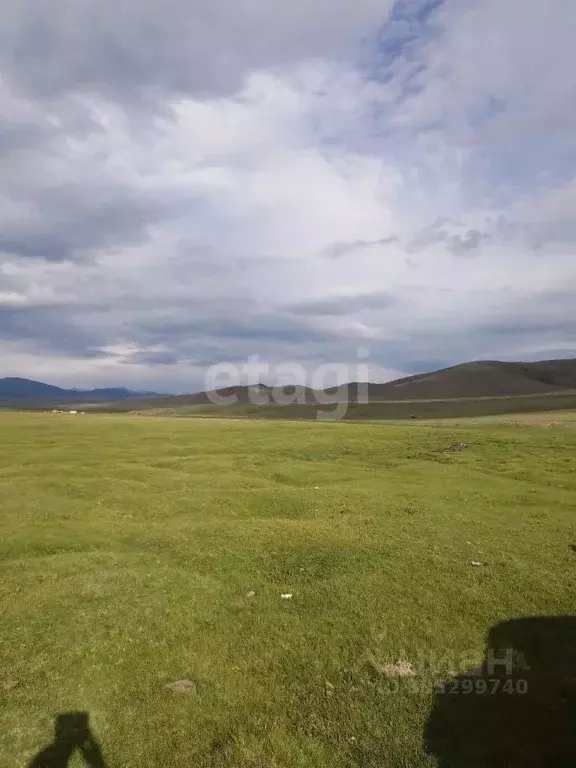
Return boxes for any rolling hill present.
[327,359,576,401]
[80,358,576,414]
[82,384,321,411]
[3,359,576,416]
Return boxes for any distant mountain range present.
[2,359,576,409]
[0,377,159,403]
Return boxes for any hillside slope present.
[86,358,576,413]
[86,384,319,411]
[355,359,576,401]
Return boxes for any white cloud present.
[1,0,576,390]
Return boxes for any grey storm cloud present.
[287,291,399,316]
[0,87,202,263]
[134,313,342,345]
[0,296,346,364]
[0,0,390,105]
[0,115,188,262]
[117,349,184,367]
[0,305,106,357]
[407,221,490,255]
[325,236,399,258]
[447,229,487,255]
[475,290,576,338]
[0,190,175,262]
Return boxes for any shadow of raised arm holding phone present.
[424,616,576,768]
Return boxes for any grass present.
[84,388,576,419]
[0,412,575,767]
[421,408,576,427]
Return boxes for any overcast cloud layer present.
[1,0,575,392]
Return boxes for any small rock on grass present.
[246,590,256,598]
[281,593,293,600]
[442,442,469,452]
[165,679,198,695]
[471,561,487,567]
[381,661,415,679]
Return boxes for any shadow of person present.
[424,616,576,767]
[29,712,107,768]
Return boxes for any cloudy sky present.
[1,0,575,393]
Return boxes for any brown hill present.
[86,358,576,412]
[91,384,319,411]
[337,359,576,402]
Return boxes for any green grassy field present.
[1,413,575,767]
